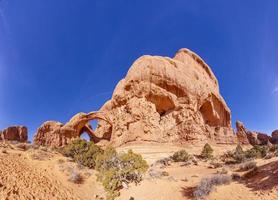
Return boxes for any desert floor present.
[0,142,277,200]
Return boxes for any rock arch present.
[33,111,112,147]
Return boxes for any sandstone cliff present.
[95,48,238,146]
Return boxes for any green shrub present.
[245,145,267,159]
[96,149,148,200]
[62,140,148,200]
[171,150,190,162]
[61,139,103,168]
[201,143,214,159]
[233,144,246,163]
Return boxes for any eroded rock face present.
[235,121,272,145]
[95,48,237,146]
[33,112,111,147]
[0,126,28,142]
[271,130,278,144]
[235,121,250,144]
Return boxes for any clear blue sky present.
[0,0,277,140]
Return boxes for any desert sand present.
[0,142,277,200]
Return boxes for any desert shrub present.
[233,144,246,163]
[68,170,83,184]
[193,174,231,199]
[96,149,148,200]
[62,139,103,168]
[239,161,257,171]
[171,150,190,162]
[245,145,267,159]
[200,143,214,159]
[62,139,90,157]
[62,140,148,200]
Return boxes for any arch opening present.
[80,132,91,141]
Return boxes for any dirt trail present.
[0,152,80,200]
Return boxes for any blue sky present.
[0,0,277,140]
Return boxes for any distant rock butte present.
[0,126,28,142]
[95,48,238,146]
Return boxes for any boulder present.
[95,48,237,146]
[33,112,111,147]
[0,126,28,142]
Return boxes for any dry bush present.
[193,174,231,199]
[239,161,257,171]
[68,170,83,184]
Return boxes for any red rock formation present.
[0,126,28,142]
[235,121,273,146]
[95,48,237,146]
[33,112,111,147]
[271,130,278,144]
[235,121,250,144]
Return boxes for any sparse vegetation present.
[171,150,190,162]
[239,161,257,171]
[223,144,276,164]
[200,143,214,159]
[244,145,267,159]
[62,139,103,168]
[62,139,148,200]
[68,170,83,184]
[193,174,231,199]
[233,144,246,163]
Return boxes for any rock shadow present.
[243,160,278,191]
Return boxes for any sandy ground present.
[0,141,277,200]
[118,143,278,200]
[0,142,105,200]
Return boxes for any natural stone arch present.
[33,111,112,147]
